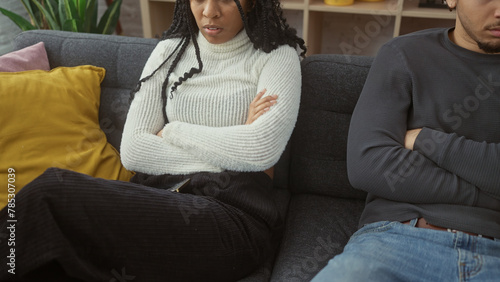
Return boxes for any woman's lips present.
[204,26,222,36]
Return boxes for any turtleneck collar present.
[197,29,252,56]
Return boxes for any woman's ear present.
[446,0,457,11]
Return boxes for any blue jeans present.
[312,219,500,281]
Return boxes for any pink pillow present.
[0,42,50,72]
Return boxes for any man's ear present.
[446,0,457,11]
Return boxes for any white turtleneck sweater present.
[121,31,301,175]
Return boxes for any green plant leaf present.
[58,0,67,28]
[20,0,41,28]
[32,0,61,30]
[97,0,122,34]
[83,0,97,33]
[60,0,80,32]
[76,0,87,23]
[62,18,78,31]
[0,7,36,31]
[2,0,121,35]
[20,0,35,18]
[44,0,60,25]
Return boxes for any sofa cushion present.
[13,30,289,282]
[0,42,50,72]
[270,194,365,281]
[289,55,373,199]
[13,30,159,151]
[0,65,134,208]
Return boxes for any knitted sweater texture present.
[347,28,500,238]
[121,31,301,175]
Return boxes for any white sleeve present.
[120,40,221,175]
[162,46,302,171]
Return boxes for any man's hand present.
[404,128,422,150]
[245,89,278,125]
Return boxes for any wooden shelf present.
[402,0,455,19]
[309,0,397,15]
[140,0,177,38]
[140,0,456,54]
[282,0,307,10]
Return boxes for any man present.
[312,0,500,280]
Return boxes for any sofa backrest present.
[14,30,158,151]
[283,54,373,199]
[14,31,372,199]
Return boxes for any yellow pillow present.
[0,65,134,208]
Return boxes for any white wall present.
[0,0,29,55]
[119,0,143,37]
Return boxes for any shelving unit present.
[139,0,455,55]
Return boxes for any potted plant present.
[0,0,122,35]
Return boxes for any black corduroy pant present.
[0,167,282,282]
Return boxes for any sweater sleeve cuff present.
[413,127,450,165]
[162,121,182,145]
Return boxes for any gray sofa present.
[13,30,373,281]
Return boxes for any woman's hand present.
[245,89,278,125]
[404,128,422,150]
[156,89,278,137]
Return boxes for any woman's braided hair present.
[130,0,307,122]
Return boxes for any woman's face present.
[190,0,249,44]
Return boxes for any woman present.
[0,0,306,280]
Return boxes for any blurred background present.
[0,0,455,57]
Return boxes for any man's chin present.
[477,41,500,54]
